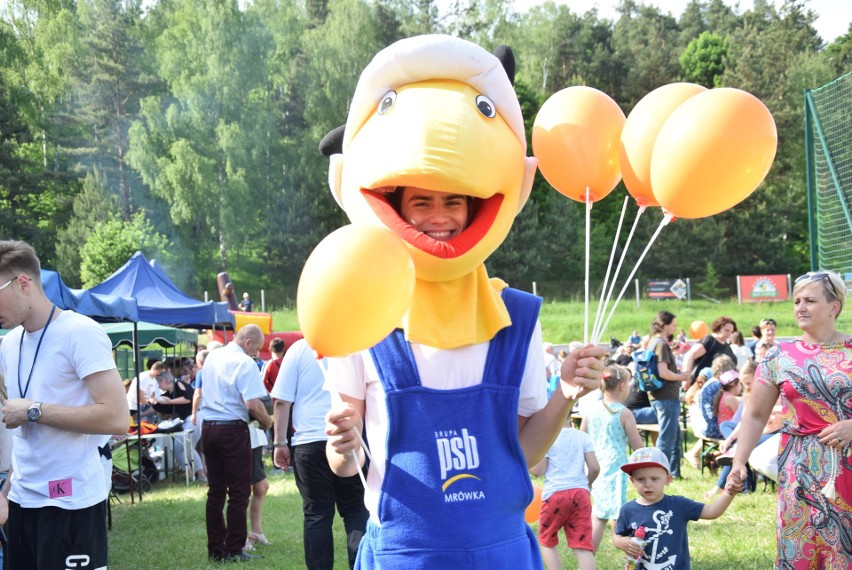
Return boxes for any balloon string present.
[584,187,592,345]
[591,196,629,344]
[316,357,373,489]
[592,204,646,343]
[594,212,672,345]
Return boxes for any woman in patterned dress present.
[730,270,852,569]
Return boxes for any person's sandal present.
[249,532,271,546]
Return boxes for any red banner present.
[739,275,788,303]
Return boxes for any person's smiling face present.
[399,187,469,241]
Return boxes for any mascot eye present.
[378,91,397,115]
[475,95,496,118]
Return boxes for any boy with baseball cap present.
[613,447,741,569]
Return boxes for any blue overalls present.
[357,288,544,569]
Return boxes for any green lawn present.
[269,297,798,346]
[107,446,778,569]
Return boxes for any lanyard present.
[18,304,56,399]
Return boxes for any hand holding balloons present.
[297,225,416,357]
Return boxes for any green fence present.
[805,71,852,279]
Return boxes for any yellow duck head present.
[321,34,537,283]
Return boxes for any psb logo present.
[436,428,481,491]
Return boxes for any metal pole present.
[261,290,265,312]
[132,322,143,502]
[736,275,742,305]
[634,279,640,308]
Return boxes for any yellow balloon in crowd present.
[689,320,709,340]
[297,225,416,357]
[619,83,707,208]
[525,485,543,524]
[650,88,777,219]
[533,86,625,203]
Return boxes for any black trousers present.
[7,499,108,569]
[293,440,369,570]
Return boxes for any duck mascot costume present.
[316,34,603,569]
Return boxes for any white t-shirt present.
[270,339,331,446]
[0,310,118,508]
[126,371,159,410]
[542,427,595,500]
[328,321,547,523]
[197,343,267,422]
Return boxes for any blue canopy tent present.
[41,269,139,322]
[89,252,234,330]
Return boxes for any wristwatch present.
[27,401,43,423]
[272,441,289,448]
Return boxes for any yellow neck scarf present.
[402,265,511,349]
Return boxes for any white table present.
[127,429,194,486]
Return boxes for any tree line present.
[0,0,849,303]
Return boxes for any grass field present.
[268,297,799,346]
[107,445,778,569]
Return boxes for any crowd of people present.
[537,270,851,568]
[0,236,849,569]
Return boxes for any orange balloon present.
[619,83,707,207]
[650,88,777,219]
[297,225,415,357]
[525,484,543,524]
[533,86,625,203]
[689,320,708,340]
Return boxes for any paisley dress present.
[586,400,629,520]
[756,340,852,569]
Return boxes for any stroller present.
[110,436,159,494]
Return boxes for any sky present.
[511,0,851,43]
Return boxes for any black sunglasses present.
[795,272,840,301]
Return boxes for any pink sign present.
[49,478,73,499]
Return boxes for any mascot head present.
[320,35,537,283]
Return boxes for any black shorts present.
[251,446,266,485]
[7,499,108,569]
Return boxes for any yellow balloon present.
[650,88,777,219]
[533,86,625,203]
[619,83,707,207]
[689,320,708,340]
[297,225,415,357]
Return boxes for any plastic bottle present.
[625,526,647,569]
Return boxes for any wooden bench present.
[636,424,688,449]
[696,435,725,475]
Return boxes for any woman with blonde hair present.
[730,270,852,568]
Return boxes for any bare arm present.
[529,457,547,477]
[656,360,689,383]
[730,381,779,486]
[273,399,293,470]
[680,343,706,382]
[621,408,645,452]
[190,387,202,425]
[246,397,272,430]
[585,451,600,486]
[325,394,367,478]
[700,488,737,519]
[3,369,129,435]
[518,345,605,467]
